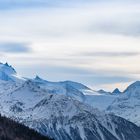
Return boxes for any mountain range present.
[0,62,139,140]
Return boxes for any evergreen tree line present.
[0,114,53,140]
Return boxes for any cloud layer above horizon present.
[0,0,140,91]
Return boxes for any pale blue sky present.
[0,0,140,91]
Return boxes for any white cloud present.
[0,0,140,89]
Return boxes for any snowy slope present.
[32,76,87,102]
[0,63,24,97]
[107,81,140,126]
[33,76,118,110]
[85,94,118,110]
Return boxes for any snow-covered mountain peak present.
[33,75,49,85]
[0,62,16,75]
[112,88,121,94]
[34,75,43,81]
[122,81,140,99]
[124,81,140,93]
[0,62,26,83]
[0,62,18,81]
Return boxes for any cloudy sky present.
[0,0,140,91]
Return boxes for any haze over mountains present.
[0,62,139,140]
